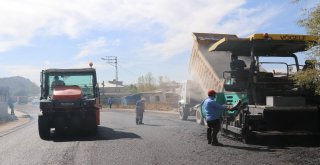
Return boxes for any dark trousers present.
[136,112,144,124]
[207,119,221,144]
[9,106,14,115]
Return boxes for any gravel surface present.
[0,106,319,165]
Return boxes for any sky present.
[0,0,318,86]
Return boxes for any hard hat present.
[208,89,216,96]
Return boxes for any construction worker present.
[202,89,226,146]
[51,76,65,89]
[8,96,15,115]
[135,98,145,125]
[108,97,113,108]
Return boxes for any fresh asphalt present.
[0,105,319,165]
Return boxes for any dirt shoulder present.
[0,109,31,135]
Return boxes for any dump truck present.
[187,32,320,143]
[178,80,204,120]
[38,65,100,139]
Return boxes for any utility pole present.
[101,56,118,86]
[101,56,119,94]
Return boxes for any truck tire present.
[179,107,189,120]
[196,108,204,125]
[38,115,50,140]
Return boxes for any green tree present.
[293,2,320,94]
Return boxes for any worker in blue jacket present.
[202,89,226,146]
[135,98,145,125]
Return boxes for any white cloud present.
[76,37,121,60]
[0,0,301,85]
[216,6,281,37]
[0,0,282,55]
[76,37,108,59]
[137,1,282,60]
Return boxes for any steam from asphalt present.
[188,42,231,98]
[199,43,231,79]
[185,80,204,103]
[189,41,253,97]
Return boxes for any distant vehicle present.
[178,80,203,121]
[31,98,40,105]
[38,65,101,139]
[17,96,28,104]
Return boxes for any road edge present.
[0,110,32,137]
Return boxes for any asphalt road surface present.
[0,105,320,165]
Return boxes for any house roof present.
[104,82,124,88]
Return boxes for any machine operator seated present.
[51,75,65,90]
[225,57,248,91]
[230,57,246,71]
[230,57,248,80]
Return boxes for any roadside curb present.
[0,110,31,137]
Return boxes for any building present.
[122,90,179,108]
[100,80,128,105]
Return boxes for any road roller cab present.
[38,65,101,139]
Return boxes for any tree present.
[136,72,156,92]
[293,2,320,94]
[158,75,170,89]
[124,84,138,94]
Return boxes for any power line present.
[101,56,118,86]
[117,63,141,77]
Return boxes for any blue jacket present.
[202,96,225,121]
[136,100,145,113]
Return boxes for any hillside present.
[0,76,40,96]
